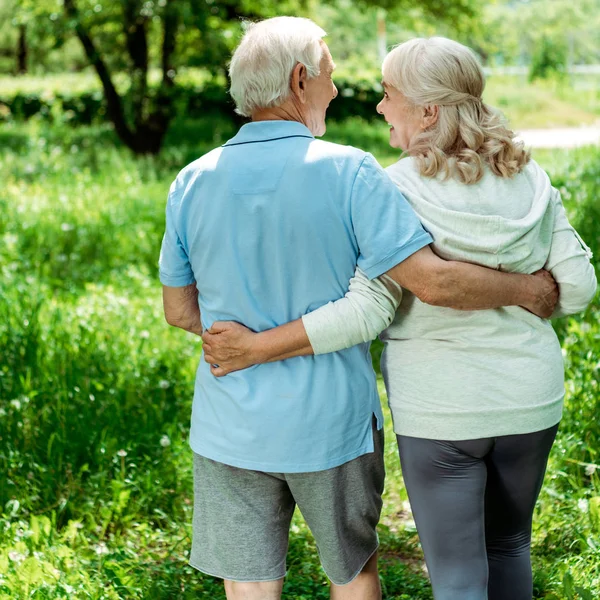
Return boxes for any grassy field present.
[483,74,600,129]
[0,117,599,599]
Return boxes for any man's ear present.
[422,104,439,129]
[290,62,307,102]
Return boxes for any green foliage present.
[529,36,568,82]
[0,120,599,598]
[0,70,385,125]
[465,0,600,68]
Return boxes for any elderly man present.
[159,17,557,600]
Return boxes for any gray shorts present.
[190,418,384,585]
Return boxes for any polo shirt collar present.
[223,120,315,147]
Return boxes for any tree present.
[16,24,27,74]
[61,0,180,154]
[56,0,312,154]
[463,0,600,67]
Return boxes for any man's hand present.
[522,269,559,318]
[202,321,260,377]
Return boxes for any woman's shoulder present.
[385,156,418,179]
[385,157,429,192]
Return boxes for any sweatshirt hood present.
[385,158,556,272]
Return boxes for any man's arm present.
[385,245,558,313]
[163,284,203,336]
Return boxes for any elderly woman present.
[202,37,597,600]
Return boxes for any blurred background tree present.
[0,0,598,153]
[4,0,480,153]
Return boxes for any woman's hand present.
[201,321,260,376]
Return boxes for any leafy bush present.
[529,36,568,82]
[0,71,385,126]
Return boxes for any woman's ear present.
[290,62,307,102]
[422,104,439,129]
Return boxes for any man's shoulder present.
[168,147,224,197]
[179,147,224,179]
[307,139,370,168]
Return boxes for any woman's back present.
[382,157,566,440]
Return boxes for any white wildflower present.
[6,499,19,516]
[160,435,171,448]
[158,380,170,389]
[117,449,127,458]
[585,464,597,477]
[578,498,589,512]
[140,330,150,339]
[8,551,25,563]
[95,542,109,555]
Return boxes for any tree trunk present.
[17,24,27,74]
[63,0,182,154]
[122,2,149,126]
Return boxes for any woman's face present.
[376,83,422,150]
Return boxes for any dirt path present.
[516,126,600,148]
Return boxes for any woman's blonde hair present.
[382,37,530,184]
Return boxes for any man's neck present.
[252,103,311,132]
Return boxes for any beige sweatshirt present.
[302,158,597,440]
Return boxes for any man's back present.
[159,120,430,472]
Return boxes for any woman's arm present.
[545,188,598,318]
[301,269,402,354]
[201,268,402,376]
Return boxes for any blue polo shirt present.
[159,120,432,472]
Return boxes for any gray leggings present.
[396,424,559,600]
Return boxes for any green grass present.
[483,75,600,129]
[0,118,599,599]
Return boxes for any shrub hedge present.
[0,72,384,125]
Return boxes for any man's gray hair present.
[229,17,327,117]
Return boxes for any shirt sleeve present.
[350,154,433,279]
[301,268,403,355]
[158,183,196,287]
[545,187,597,318]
